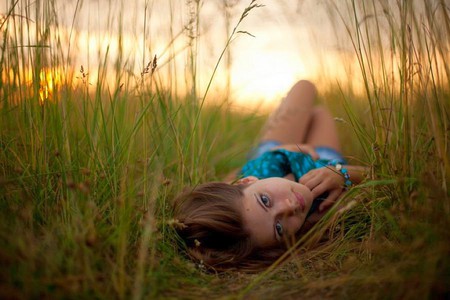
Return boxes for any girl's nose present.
[279,198,297,216]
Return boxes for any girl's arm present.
[299,165,368,212]
[343,165,367,185]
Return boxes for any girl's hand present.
[272,143,319,160]
[299,167,345,212]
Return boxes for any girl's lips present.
[294,191,306,212]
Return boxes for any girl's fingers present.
[299,174,309,184]
[319,189,341,212]
[299,168,320,183]
[299,172,313,184]
[302,175,321,191]
[311,182,328,198]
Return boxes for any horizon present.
[1,0,448,109]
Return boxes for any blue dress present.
[241,149,332,181]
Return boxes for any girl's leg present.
[305,106,341,152]
[260,80,316,144]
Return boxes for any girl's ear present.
[236,176,259,185]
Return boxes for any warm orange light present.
[38,86,48,104]
[38,68,62,105]
[2,66,65,104]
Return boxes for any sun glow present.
[38,69,59,104]
[1,67,63,105]
[228,52,309,109]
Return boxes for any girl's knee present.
[284,80,317,108]
[312,106,333,118]
[291,80,317,95]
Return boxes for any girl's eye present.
[260,194,270,207]
[275,221,283,237]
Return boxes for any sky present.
[62,0,348,106]
[2,0,446,109]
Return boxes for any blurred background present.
[6,0,443,109]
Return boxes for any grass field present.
[0,0,449,299]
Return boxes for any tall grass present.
[0,1,262,298]
[0,0,449,299]
[237,1,449,299]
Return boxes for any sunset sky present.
[2,0,444,109]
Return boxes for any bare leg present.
[305,106,341,152]
[260,80,316,144]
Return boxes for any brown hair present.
[172,182,286,272]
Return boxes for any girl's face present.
[239,177,313,248]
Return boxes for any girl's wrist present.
[327,160,353,189]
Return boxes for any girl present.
[172,80,366,271]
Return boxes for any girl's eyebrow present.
[253,193,268,212]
